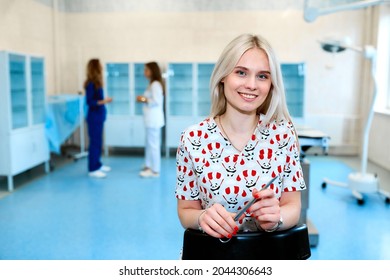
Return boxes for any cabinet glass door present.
[167,63,193,116]
[9,54,28,129]
[282,63,305,118]
[134,63,148,116]
[106,63,130,115]
[197,63,214,116]
[31,57,45,125]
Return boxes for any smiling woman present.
[175,34,307,259]
[219,48,272,143]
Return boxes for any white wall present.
[369,4,390,170]
[2,0,388,160]
[369,112,390,170]
[0,0,56,94]
[59,8,368,154]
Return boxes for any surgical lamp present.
[319,39,390,204]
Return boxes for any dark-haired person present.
[136,62,165,178]
[84,58,112,178]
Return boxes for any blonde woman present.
[176,34,306,240]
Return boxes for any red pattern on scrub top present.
[175,115,306,231]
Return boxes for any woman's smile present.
[222,47,272,114]
[238,92,258,100]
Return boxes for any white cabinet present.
[165,62,215,155]
[104,63,148,153]
[0,52,50,191]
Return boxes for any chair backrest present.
[182,223,311,260]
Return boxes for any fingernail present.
[234,226,239,231]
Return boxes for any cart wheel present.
[357,199,364,205]
[321,182,327,189]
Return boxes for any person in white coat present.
[136,62,165,178]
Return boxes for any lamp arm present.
[304,0,384,22]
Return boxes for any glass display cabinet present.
[165,62,215,155]
[104,62,148,154]
[0,51,50,191]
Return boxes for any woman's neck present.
[220,110,258,134]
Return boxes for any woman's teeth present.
[240,93,256,99]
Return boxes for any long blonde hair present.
[209,34,292,126]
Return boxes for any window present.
[375,5,390,112]
[281,63,305,119]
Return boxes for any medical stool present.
[181,224,311,260]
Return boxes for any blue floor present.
[0,154,389,260]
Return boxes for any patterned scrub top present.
[175,114,306,231]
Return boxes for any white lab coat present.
[142,80,164,173]
[142,81,165,128]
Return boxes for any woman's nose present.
[245,75,257,90]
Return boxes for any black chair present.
[182,223,311,260]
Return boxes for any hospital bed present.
[297,125,330,158]
[45,94,88,161]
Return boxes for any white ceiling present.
[34,0,388,15]
[35,0,305,12]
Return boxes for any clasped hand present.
[198,188,280,238]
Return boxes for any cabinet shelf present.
[104,62,148,152]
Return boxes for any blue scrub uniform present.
[85,82,106,172]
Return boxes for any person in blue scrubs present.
[84,58,113,178]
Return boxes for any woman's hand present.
[249,188,281,231]
[136,95,147,103]
[198,204,238,239]
[98,97,113,105]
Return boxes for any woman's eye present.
[257,74,269,79]
[236,70,246,76]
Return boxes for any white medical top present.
[142,81,165,128]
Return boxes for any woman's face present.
[144,66,151,79]
[222,48,272,115]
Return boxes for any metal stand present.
[319,45,390,205]
[72,94,88,161]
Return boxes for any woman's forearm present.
[177,200,203,229]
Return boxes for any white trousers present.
[145,127,162,173]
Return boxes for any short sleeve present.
[282,126,306,192]
[175,131,200,201]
